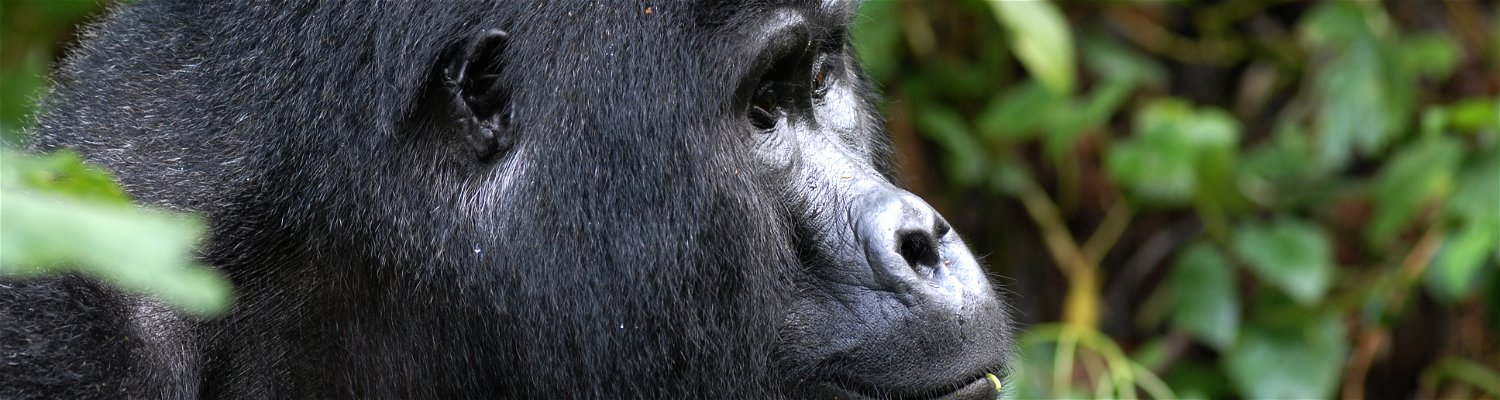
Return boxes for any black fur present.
[2,1,1011,399]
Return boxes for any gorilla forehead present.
[482,1,871,211]
[500,0,858,121]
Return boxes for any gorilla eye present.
[748,82,780,131]
[811,61,834,97]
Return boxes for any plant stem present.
[1018,183,1102,329]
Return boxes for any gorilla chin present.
[3,0,1012,399]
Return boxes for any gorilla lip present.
[818,369,1006,400]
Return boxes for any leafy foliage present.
[854,0,1499,398]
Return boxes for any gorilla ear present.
[440,28,513,160]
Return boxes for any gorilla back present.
[3,1,1012,398]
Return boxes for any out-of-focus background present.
[849,1,1497,398]
[2,1,1497,398]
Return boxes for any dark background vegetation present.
[2,1,1496,398]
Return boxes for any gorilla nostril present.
[934,217,952,239]
[896,230,940,273]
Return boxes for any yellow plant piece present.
[986,373,1003,393]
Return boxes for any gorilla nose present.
[856,188,984,298]
[890,196,949,275]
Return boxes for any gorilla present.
[1,1,1012,398]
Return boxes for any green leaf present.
[915,105,987,187]
[1164,360,1234,400]
[1367,137,1462,246]
[1426,148,1500,301]
[1300,1,1379,47]
[1399,33,1461,81]
[1044,77,1137,160]
[1312,40,1395,167]
[1080,32,1166,89]
[1,191,231,316]
[987,156,1033,196]
[1107,99,1241,207]
[1168,242,1240,350]
[0,149,231,316]
[987,0,1075,94]
[976,81,1062,141]
[1231,218,1335,306]
[1300,2,1415,169]
[2,149,132,204]
[1239,124,1322,205]
[1446,98,1499,136]
[1224,312,1349,399]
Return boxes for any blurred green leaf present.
[1044,77,1137,160]
[977,81,1062,141]
[1231,218,1334,306]
[1239,124,1323,206]
[1312,41,1395,167]
[1107,99,1240,207]
[923,61,998,102]
[916,105,987,187]
[1163,360,1234,400]
[1446,98,1500,136]
[1169,242,1240,351]
[1225,312,1349,399]
[1398,33,1461,81]
[1302,2,1415,169]
[1368,137,1462,246]
[1080,32,1166,89]
[0,149,231,316]
[1426,148,1500,301]
[987,0,1075,94]
[1,149,131,204]
[1300,1,1383,47]
[987,156,1033,196]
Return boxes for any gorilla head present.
[17,0,1011,398]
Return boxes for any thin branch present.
[1083,200,1133,266]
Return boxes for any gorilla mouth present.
[819,370,1005,400]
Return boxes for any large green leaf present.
[1231,218,1335,306]
[1224,312,1349,399]
[1301,2,1414,169]
[0,149,231,315]
[1168,242,1240,351]
[987,0,1075,94]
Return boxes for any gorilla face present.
[732,9,1012,399]
[429,4,1010,395]
[19,0,1010,398]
